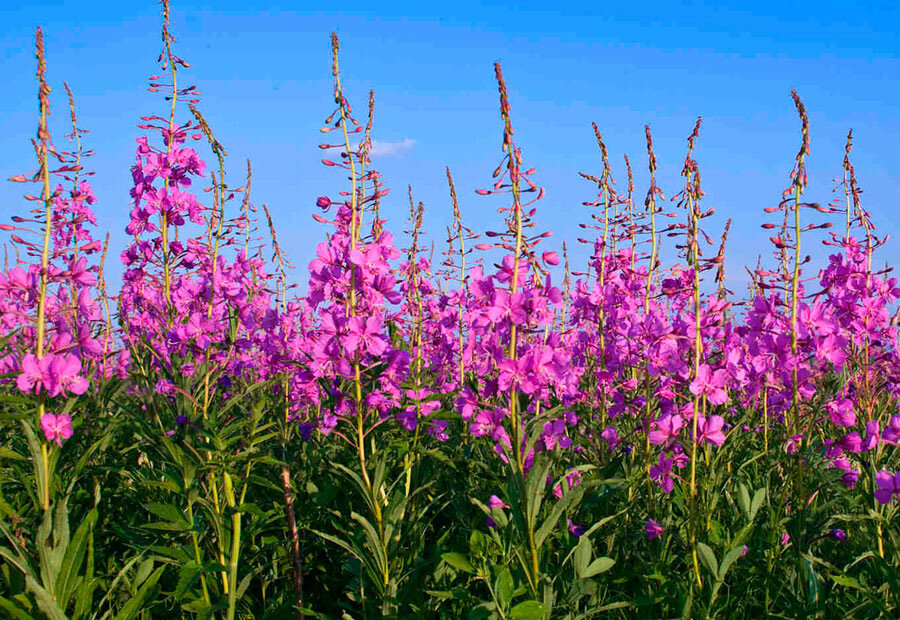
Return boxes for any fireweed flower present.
[600,426,619,452]
[553,470,582,499]
[689,364,729,405]
[16,354,52,395]
[649,451,675,494]
[567,519,585,538]
[874,471,900,505]
[882,414,900,445]
[342,316,387,357]
[648,413,683,446]
[695,414,726,447]
[427,419,449,442]
[486,494,509,529]
[784,434,805,454]
[47,359,89,397]
[829,458,860,490]
[826,398,856,427]
[41,413,73,446]
[645,519,665,540]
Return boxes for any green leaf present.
[509,600,547,619]
[440,552,475,574]
[582,557,615,579]
[113,566,164,620]
[309,529,359,561]
[574,537,591,578]
[25,575,67,620]
[175,560,202,600]
[717,545,744,581]
[350,512,387,577]
[710,545,746,605]
[736,482,750,519]
[535,484,581,549]
[0,596,34,620]
[696,543,718,577]
[469,530,486,556]
[143,502,185,523]
[496,568,513,609]
[830,574,861,589]
[133,558,155,588]
[0,447,26,461]
[55,508,97,609]
[750,488,766,521]
[144,521,192,532]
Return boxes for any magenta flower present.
[497,357,535,394]
[829,458,860,489]
[17,353,52,395]
[488,495,509,509]
[600,426,619,452]
[826,398,856,427]
[567,519,585,538]
[649,451,675,494]
[553,470,582,499]
[696,414,726,447]
[784,434,805,454]
[649,413,683,446]
[46,354,89,397]
[486,290,528,325]
[645,519,665,540]
[342,316,387,357]
[470,408,508,444]
[882,415,900,446]
[874,470,900,505]
[542,251,560,266]
[864,420,880,452]
[840,432,864,453]
[41,413,73,447]
[689,364,729,405]
[486,494,509,530]
[428,419,449,442]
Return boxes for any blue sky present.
[2,1,898,294]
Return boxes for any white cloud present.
[324,138,416,159]
[370,138,416,157]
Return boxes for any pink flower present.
[874,470,900,505]
[488,495,509,509]
[46,354,89,397]
[689,364,729,405]
[17,354,52,395]
[600,426,619,452]
[486,494,508,530]
[645,519,665,540]
[826,398,856,427]
[41,413,73,447]
[649,452,675,494]
[342,316,387,357]
[696,414,726,447]
[497,357,535,394]
[567,519,585,538]
[882,415,900,446]
[649,413,683,446]
[553,470,582,499]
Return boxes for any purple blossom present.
[645,519,665,540]
[875,470,900,505]
[41,413,73,447]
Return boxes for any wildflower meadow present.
[2,2,900,618]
